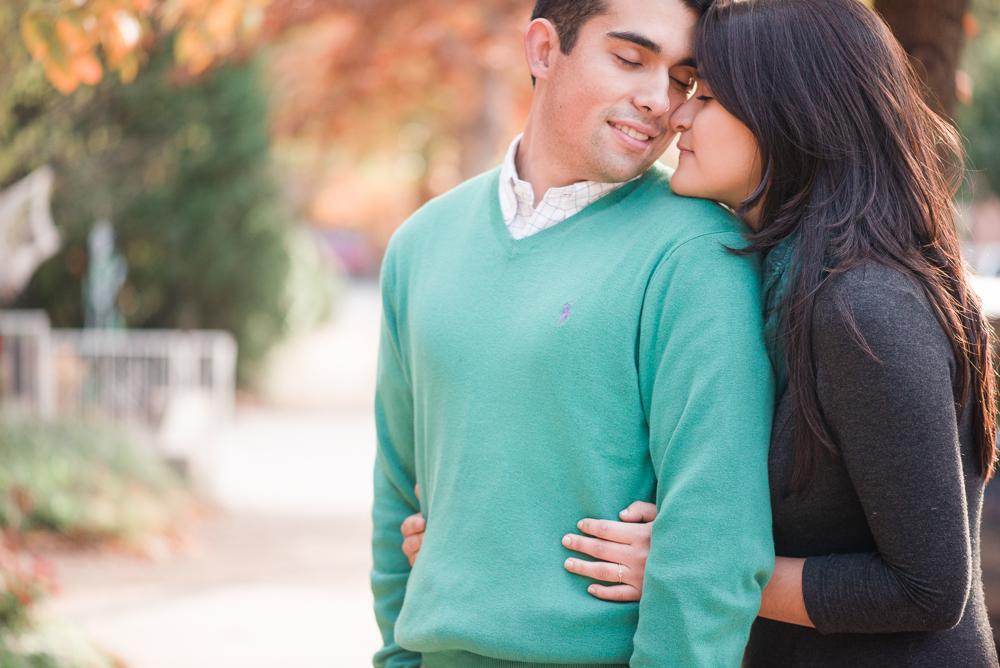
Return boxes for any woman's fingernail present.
[565,559,575,569]
[620,508,630,518]
[577,520,584,529]
[562,535,571,547]
[588,585,596,593]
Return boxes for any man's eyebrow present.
[606,31,662,56]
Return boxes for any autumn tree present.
[18,0,272,94]
[4,3,298,383]
[957,0,1000,195]
[20,0,978,127]
[262,0,534,178]
[874,0,971,119]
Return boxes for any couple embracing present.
[371,0,999,666]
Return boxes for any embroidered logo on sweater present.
[557,301,576,326]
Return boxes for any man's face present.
[541,0,698,183]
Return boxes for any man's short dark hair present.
[531,0,714,54]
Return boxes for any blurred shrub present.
[0,418,188,545]
[2,5,296,384]
[0,546,116,668]
[1,625,119,668]
[0,549,50,639]
[0,417,133,668]
[959,0,1000,196]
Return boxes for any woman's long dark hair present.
[696,0,998,490]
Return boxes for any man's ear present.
[524,18,560,83]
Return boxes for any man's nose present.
[632,70,671,118]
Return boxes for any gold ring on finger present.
[617,563,623,584]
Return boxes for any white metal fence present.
[0,310,54,418]
[0,309,236,441]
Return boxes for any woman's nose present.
[669,101,692,133]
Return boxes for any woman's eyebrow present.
[606,31,662,55]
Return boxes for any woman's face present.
[668,80,763,226]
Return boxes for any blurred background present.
[0,0,999,666]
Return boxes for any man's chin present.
[595,156,658,184]
[600,142,673,181]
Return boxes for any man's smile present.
[608,120,658,149]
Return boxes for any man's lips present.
[608,121,658,148]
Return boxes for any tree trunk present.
[874,0,969,119]
[459,67,510,180]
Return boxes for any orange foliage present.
[19,0,274,93]
[20,0,539,249]
[263,0,535,243]
[264,0,533,154]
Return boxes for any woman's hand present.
[562,501,657,602]
[401,484,424,567]
[401,512,425,566]
[398,493,659,598]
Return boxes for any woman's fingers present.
[564,556,632,585]
[618,501,657,523]
[402,532,423,566]
[401,513,426,566]
[566,511,651,603]
[562,533,629,563]
[576,517,649,545]
[401,513,426,538]
[587,583,641,603]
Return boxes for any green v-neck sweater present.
[372,164,775,668]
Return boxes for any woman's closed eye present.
[670,76,695,91]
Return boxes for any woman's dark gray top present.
[743,262,999,667]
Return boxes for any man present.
[372,0,774,666]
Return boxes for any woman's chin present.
[669,174,704,200]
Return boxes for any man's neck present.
[515,122,585,209]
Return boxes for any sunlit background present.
[1,0,1000,666]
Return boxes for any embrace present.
[372,0,1000,666]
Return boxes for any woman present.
[402,0,999,664]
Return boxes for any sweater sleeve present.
[801,271,973,634]
[371,252,422,668]
[631,232,776,668]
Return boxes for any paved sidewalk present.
[45,512,381,668]
[212,409,376,517]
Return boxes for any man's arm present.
[631,232,775,668]
[372,253,422,668]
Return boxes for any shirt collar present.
[498,134,636,227]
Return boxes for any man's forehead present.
[595,0,696,60]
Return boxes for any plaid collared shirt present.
[498,134,634,240]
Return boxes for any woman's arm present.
[801,270,973,634]
[563,509,814,626]
[401,500,658,601]
[758,557,813,626]
[403,496,814,627]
